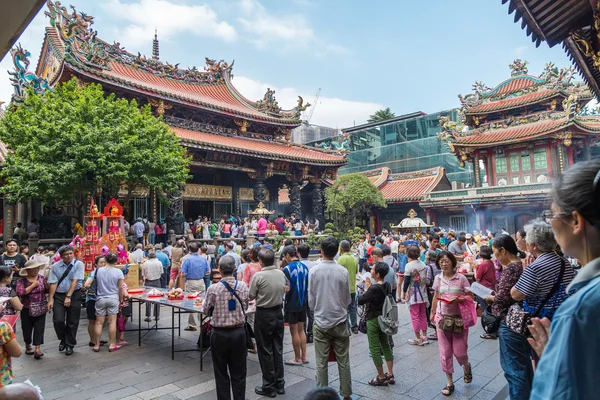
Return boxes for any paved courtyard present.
[13,305,508,400]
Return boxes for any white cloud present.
[101,0,237,49]
[513,45,527,57]
[232,75,382,128]
[236,0,347,55]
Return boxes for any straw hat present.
[19,259,47,276]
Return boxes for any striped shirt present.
[514,252,575,319]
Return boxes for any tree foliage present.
[0,78,190,220]
[367,107,396,123]
[325,173,386,232]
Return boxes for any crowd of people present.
[1,160,599,400]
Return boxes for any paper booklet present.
[466,282,494,299]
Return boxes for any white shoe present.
[421,338,431,345]
[408,339,424,346]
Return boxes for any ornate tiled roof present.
[360,167,447,203]
[483,76,542,96]
[173,126,346,166]
[466,89,560,114]
[36,1,305,126]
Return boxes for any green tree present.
[325,173,386,232]
[0,78,190,222]
[367,107,396,123]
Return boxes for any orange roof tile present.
[454,118,571,146]
[173,127,346,166]
[467,90,559,114]
[378,167,445,203]
[485,76,541,96]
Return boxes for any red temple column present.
[425,209,431,225]
[566,146,574,166]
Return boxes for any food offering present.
[186,292,201,299]
[147,288,164,298]
[193,297,204,307]
[167,288,184,300]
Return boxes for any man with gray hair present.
[250,248,286,397]
[130,243,144,265]
[141,249,163,322]
[203,255,249,400]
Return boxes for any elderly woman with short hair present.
[511,220,575,322]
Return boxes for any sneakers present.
[421,338,431,345]
[408,338,424,346]
[144,317,152,322]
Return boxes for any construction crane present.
[302,88,321,124]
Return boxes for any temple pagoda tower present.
[420,60,600,233]
[438,59,599,187]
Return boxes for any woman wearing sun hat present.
[16,259,48,359]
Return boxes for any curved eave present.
[464,90,565,116]
[482,75,545,98]
[178,137,346,167]
[223,72,301,121]
[64,62,301,127]
[382,167,445,203]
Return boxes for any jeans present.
[347,293,357,329]
[149,232,155,245]
[499,322,533,400]
[313,321,352,397]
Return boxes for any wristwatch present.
[66,295,72,299]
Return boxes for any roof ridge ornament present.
[8,44,51,106]
[509,59,529,76]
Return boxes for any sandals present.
[480,333,497,340]
[108,344,123,352]
[464,363,473,384]
[25,346,34,355]
[385,373,395,385]
[284,360,303,366]
[442,385,455,396]
[34,351,44,360]
[368,376,388,386]
[92,346,100,352]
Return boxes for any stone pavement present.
[13,304,508,400]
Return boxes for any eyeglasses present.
[541,210,571,224]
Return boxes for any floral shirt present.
[433,273,470,316]
[15,275,46,309]
[492,261,523,319]
[0,322,15,387]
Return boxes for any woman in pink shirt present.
[256,216,267,236]
[429,251,472,397]
[475,245,497,291]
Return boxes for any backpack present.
[143,221,149,233]
[376,284,399,335]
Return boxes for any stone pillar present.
[253,178,267,205]
[28,232,39,255]
[267,181,279,214]
[312,180,324,227]
[166,190,184,235]
[289,179,302,219]
[3,199,14,242]
[17,202,26,226]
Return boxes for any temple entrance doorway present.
[184,201,213,220]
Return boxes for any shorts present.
[170,267,179,281]
[86,300,97,320]
[95,297,120,316]
[284,310,307,325]
[120,304,132,318]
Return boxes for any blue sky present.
[0,0,574,128]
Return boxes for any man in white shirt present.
[131,218,145,244]
[225,242,241,268]
[390,235,399,258]
[308,237,352,400]
[130,243,144,264]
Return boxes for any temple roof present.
[360,167,449,203]
[173,126,346,166]
[36,1,304,126]
[465,89,563,115]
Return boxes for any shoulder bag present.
[506,258,565,337]
[220,280,254,350]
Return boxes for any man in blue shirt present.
[282,245,309,366]
[47,245,85,356]
[154,243,171,288]
[225,242,241,269]
[179,242,209,331]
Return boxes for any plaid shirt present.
[204,276,248,328]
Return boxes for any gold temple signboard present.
[239,188,269,202]
[183,184,232,201]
